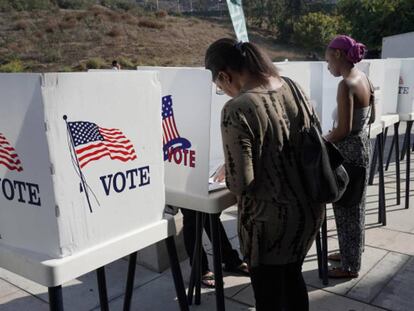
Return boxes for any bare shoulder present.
[337,79,351,98]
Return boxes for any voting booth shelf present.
[0,72,188,311]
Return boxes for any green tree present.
[293,12,351,50]
[338,0,414,49]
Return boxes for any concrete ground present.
[1,129,414,310]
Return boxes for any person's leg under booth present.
[181,208,210,273]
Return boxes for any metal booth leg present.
[96,267,109,311]
[378,132,386,225]
[48,286,64,311]
[210,214,225,311]
[123,252,138,311]
[165,235,190,311]
[395,122,401,205]
[187,211,203,305]
[321,214,329,286]
[369,136,379,185]
[406,121,413,209]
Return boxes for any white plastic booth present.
[0,72,188,311]
[394,58,414,209]
[138,66,235,311]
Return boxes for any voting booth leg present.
[165,236,190,311]
[401,123,411,161]
[210,214,225,311]
[378,132,386,225]
[394,123,401,205]
[48,286,64,311]
[187,211,203,305]
[321,215,328,286]
[123,252,138,311]
[315,232,323,279]
[315,216,328,285]
[96,267,109,311]
[369,137,379,185]
[405,121,413,209]
[195,213,204,305]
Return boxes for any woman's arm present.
[221,106,255,196]
[325,80,353,143]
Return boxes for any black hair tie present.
[234,41,246,56]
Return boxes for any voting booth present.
[397,59,414,115]
[137,66,235,310]
[275,61,341,134]
[0,71,164,260]
[138,66,235,211]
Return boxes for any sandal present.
[201,271,215,288]
[327,253,341,262]
[328,267,358,279]
[223,262,249,276]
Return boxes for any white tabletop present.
[166,188,236,214]
[398,113,414,121]
[0,216,176,287]
[381,114,400,128]
[369,123,384,138]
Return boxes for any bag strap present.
[282,76,322,132]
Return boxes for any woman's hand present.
[213,164,226,183]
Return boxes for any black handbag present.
[282,77,349,204]
[335,163,366,206]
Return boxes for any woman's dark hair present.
[205,38,278,82]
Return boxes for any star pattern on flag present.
[68,122,105,147]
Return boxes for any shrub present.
[0,0,53,11]
[56,0,95,10]
[0,60,24,72]
[155,10,168,18]
[85,57,106,69]
[101,0,137,11]
[107,26,123,37]
[138,19,165,30]
[118,56,134,68]
[292,12,351,50]
[14,19,30,31]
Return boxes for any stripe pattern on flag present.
[67,121,137,169]
[162,95,181,145]
[0,133,23,172]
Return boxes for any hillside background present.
[0,0,413,72]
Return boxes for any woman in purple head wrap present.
[325,35,375,278]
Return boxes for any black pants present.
[181,208,242,274]
[250,261,309,311]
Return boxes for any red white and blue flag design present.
[0,133,23,172]
[67,121,137,169]
[162,95,191,160]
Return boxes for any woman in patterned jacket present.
[205,38,325,311]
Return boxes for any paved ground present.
[1,129,414,310]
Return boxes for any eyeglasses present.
[215,83,225,96]
[214,74,225,95]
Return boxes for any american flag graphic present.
[162,95,181,145]
[67,121,137,169]
[0,133,23,172]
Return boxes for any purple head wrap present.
[328,35,367,64]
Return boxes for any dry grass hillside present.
[0,5,310,72]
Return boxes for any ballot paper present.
[208,161,226,192]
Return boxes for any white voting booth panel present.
[0,72,165,261]
[138,67,236,213]
[396,59,414,116]
[138,67,211,197]
[275,61,340,134]
[361,59,400,115]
